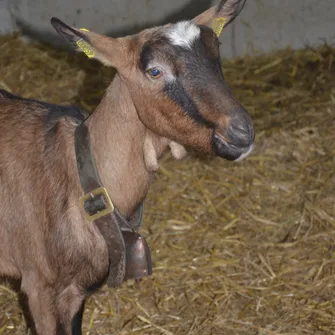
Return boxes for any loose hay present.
[0,34,334,335]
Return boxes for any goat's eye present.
[148,68,162,79]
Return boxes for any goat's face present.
[52,0,254,161]
[125,21,254,161]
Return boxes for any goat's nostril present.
[225,108,254,148]
[228,122,254,148]
[232,124,248,135]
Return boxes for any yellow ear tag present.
[76,28,95,58]
[212,17,227,38]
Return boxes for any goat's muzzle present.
[213,108,254,161]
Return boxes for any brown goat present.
[0,1,253,334]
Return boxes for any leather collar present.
[74,121,152,287]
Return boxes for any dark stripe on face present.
[140,43,153,71]
[170,29,225,116]
[139,36,176,72]
[164,80,215,128]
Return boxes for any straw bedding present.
[0,34,334,334]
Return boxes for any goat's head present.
[51,0,254,161]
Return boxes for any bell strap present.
[75,122,126,287]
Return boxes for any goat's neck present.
[86,74,168,217]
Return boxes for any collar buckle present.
[80,187,114,222]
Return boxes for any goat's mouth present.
[212,133,254,161]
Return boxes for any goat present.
[0,0,253,334]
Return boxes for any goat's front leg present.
[70,300,86,335]
[22,278,85,335]
[54,284,86,335]
[17,292,36,335]
[21,279,58,335]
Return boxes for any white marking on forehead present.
[165,21,200,49]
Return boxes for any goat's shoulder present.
[0,89,87,161]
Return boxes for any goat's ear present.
[51,17,128,68]
[192,0,246,38]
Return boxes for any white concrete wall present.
[0,0,14,34]
[6,0,211,47]
[1,0,334,58]
[217,0,335,58]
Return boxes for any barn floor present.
[0,35,334,335]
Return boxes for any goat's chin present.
[213,134,254,161]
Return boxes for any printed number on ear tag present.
[76,39,95,58]
[77,28,95,58]
[212,17,227,38]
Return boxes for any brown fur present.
[0,1,252,334]
[0,75,187,335]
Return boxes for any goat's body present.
[0,76,170,333]
[0,2,254,333]
[0,93,110,333]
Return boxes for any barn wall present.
[0,0,334,58]
[217,0,335,58]
[0,0,14,34]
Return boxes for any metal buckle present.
[80,187,114,222]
